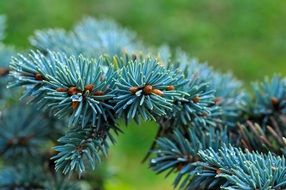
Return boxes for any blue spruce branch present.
[3,15,286,190]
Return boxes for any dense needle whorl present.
[113,58,188,121]
[158,48,246,127]
[250,75,286,124]
[9,51,115,127]
[170,75,222,128]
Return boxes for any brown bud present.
[214,97,222,105]
[35,73,43,81]
[6,139,14,146]
[152,89,164,96]
[192,96,200,103]
[216,168,222,174]
[271,97,279,107]
[129,86,139,94]
[0,68,9,76]
[198,112,208,117]
[94,91,104,96]
[75,145,84,153]
[71,101,79,109]
[17,135,33,146]
[176,163,184,171]
[143,85,153,95]
[67,87,78,95]
[131,54,137,61]
[84,84,94,92]
[56,88,67,92]
[18,137,29,146]
[166,85,175,91]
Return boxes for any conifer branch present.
[2,15,286,190]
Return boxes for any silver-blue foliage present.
[52,120,121,175]
[6,16,286,189]
[196,145,286,190]
[251,75,286,125]
[0,105,55,160]
[158,47,247,128]
[113,58,187,121]
[9,51,115,128]
[30,17,144,58]
[150,125,229,189]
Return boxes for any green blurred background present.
[1,0,286,189]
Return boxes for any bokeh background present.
[1,0,286,189]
